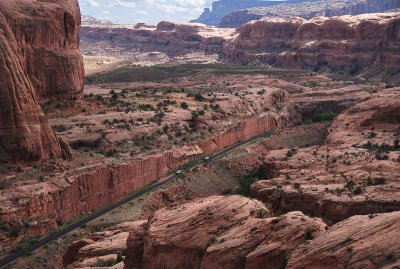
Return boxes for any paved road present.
[0,131,273,268]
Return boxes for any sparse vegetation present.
[256,209,269,219]
[53,124,69,132]
[306,112,338,123]
[304,228,314,240]
[92,258,118,267]
[366,177,386,186]
[286,148,297,158]
[293,183,302,191]
[250,226,259,233]
[181,102,189,109]
[232,177,258,197]
[208,235,218,245]
[387,253,397,262]
[194,93,204,101]
[117,253,124,263]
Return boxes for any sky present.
[78,0,215,25]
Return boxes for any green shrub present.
[93,258,118,267]
[53,125,69,132]
[311,112,338,123]
[208,235,218,245]
[181,102,189,109]
[194,93,204,101]
[233,177,257,197]
[366,177,386,186]
[250,226,259,233]
[286,149,297,158]
[256,209,268,219]
[293,183,301,191]
[304,228,314,240]
[117,253,124,263]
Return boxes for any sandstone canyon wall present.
[81,21,235,58]
[124,196,327,269]
[251,90,400,224]
[224,13,400,71]
[0,112,289,249]
[220,0,400,28]
[191,0,306,26]
[123,197,400,269]
[0,0,84,162]
[1,0,84,98]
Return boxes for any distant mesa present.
[191,0,400,28]
[191,0,305,26]
[82,15,113,26]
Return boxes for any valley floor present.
[1,63,399,269]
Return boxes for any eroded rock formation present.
[287,211,400,269]
[0,111,289,249]
[224,13,400,71]
[1,0,84,98]
[124,196,327,269]
[191,0,303,26]
[0,0,84,162]
[251,90,400,223]
[81,21,234,58]
[220,0,400,28]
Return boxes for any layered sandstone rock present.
[0,2,64,162]
[65,221,145,267]
[124,196,326,269]
[0,111,288,249]
[0,0,84,161]
[191,0,298,26]
[143,183,197,216]
[81,21,234,59]
[251,90,400,223]
[0,0,84,98]
[220,0,400,27]
[287,211,400,269]
[224,13,400,71]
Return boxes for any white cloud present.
[78,0,214,24]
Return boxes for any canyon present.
[0,0,400,268]
[0,86,292,250]
[61,88,400,269]
[191,0,400,28]
[252,90,400,224]
[80,20,235,65]
[224,13,400,71]
[191,0,310,26]
[220,0,400,27]
[80,13,400,77]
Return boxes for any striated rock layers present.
[224,13,400,71]
[287,212,400,269]
[0,112,289,249]
[0,0,84,162]
[251,90,400,224]
[81,21,235,58]
[0,0,84,98]
[220,0,400,28]
[191,0,302,26]
[124,196,327,269]
[73,197,400,269]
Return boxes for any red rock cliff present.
[0,0,84,162]
[0,112,289,249]
[81,21,234,57]
[224,13,400,71]
[0,0,84,98]
[123,196,326,269]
